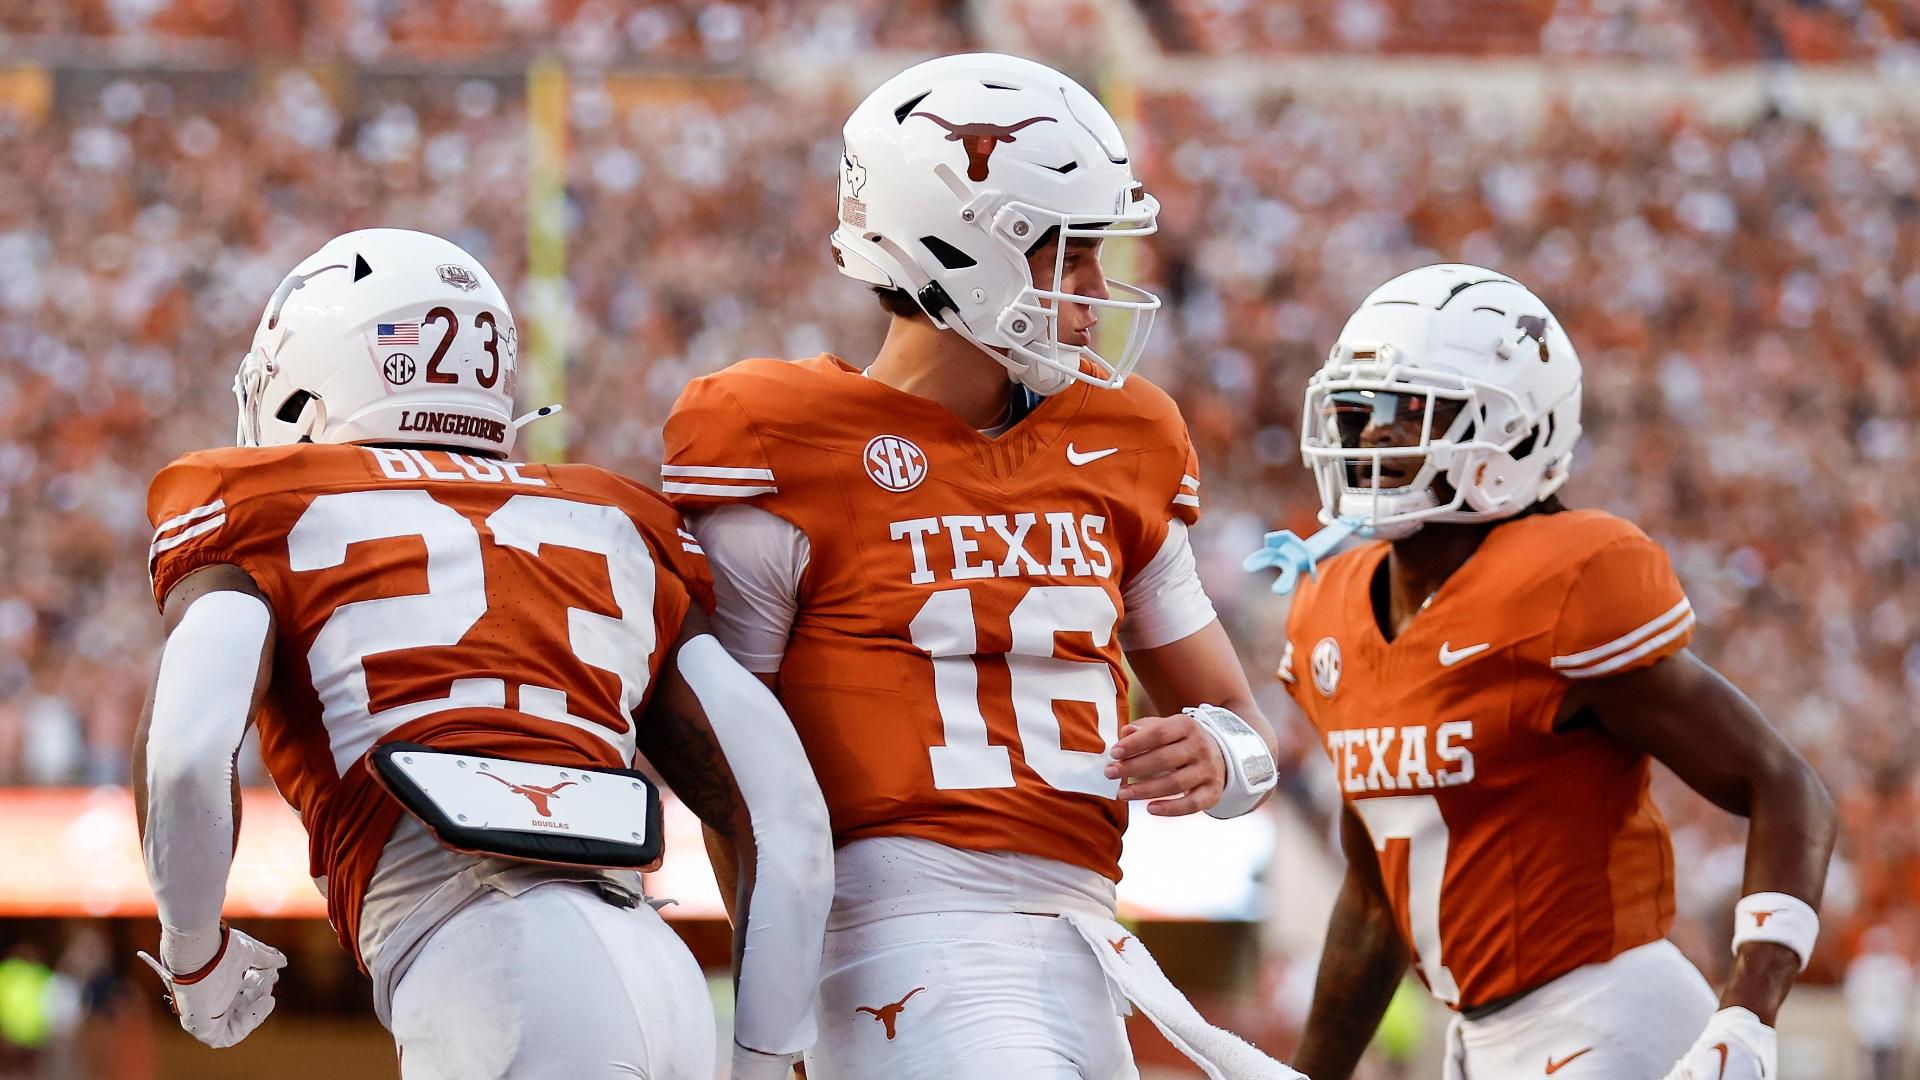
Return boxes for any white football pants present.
[806,909,1139,1080]
[1445,939,1716,1080]
[389,881,716,1080]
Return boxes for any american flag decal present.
[377,323,421,346]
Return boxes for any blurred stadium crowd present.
[1,0,1918,1049]
[5,0,1919,64]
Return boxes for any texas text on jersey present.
[146,442,712,965]
[662,354,1205,882]
[1280,508,1694,1010]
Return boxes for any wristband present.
[1732,892,1818,971]
[159,923,227,980]
[1184,705,1278,819]
[730,1042,799,1080]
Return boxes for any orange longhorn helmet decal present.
[911,112,1058,182]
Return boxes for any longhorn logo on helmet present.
[1516,314,1550,363]
[910,113,1057,182]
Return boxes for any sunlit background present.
[1,1,1918,1077]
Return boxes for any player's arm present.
[1291,803,1409,1080]
[131,562,289,1048]
[1569,649,1836,1025]
[639,606,832,1079]
[1119,621,1279,816]
[1110,515,1279,817]
[679,503,807,921]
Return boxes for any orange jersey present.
[1279,509,1694,1009]
[662,355,1202,881]
[146,443,711,964]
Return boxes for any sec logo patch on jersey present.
[864,435,929,492]
[1311,637,1342,697]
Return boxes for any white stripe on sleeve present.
[662,481,778,498]
[1551,598,1691,670]
[149,514,228,562]
[152,498,226,537]
[662,465,776,481]
[1553,605,1696,679]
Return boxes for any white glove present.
[1661,1007,1776,1080]
[137,926,288,1048]
[730,1042,802,1080]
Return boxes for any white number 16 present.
[907,585,1121,798]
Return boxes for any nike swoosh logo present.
[1712,1042,1729,1079]
[1438,641,1492,667]
[1066,444,1119,466]
[1544,1047,1593,1074]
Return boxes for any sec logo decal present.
[864,435,928,493]
[383,353,416,384]
[1311,637,1341,697]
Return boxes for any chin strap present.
[1242,516,1371,596]
[511,403,564,430]
[232,351,272,447]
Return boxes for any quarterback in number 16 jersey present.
[665,53,1298,1080]
[665,353,1201,879]
[1263,265,1836,1080]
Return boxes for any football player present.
[133,229,832,1079]
[1248,264,1837,1080]
[662,54,1298,1080]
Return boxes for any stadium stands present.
[1143,0,1919,64]
[0,0,973,61]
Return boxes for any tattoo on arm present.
[637,702,750,841]
[635,647,757,975]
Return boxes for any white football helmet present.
[831,53,1160,396]
[234,228,521,456]
[1302,264,1583,540]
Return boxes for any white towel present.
[1442,1013,1467,1080]
[1061,910,1306,1080]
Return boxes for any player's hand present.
[1659,1007,1776,1080]
[1106,712,1227,815]
[137,926,288,1048]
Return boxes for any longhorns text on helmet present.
[830,53,1162,397]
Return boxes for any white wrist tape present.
[1732,892,1819,971]
[1185,705,1278,820]
[678,634,833,1058]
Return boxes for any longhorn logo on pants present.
[856,986,927,1040]
[911,113,1057,181]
